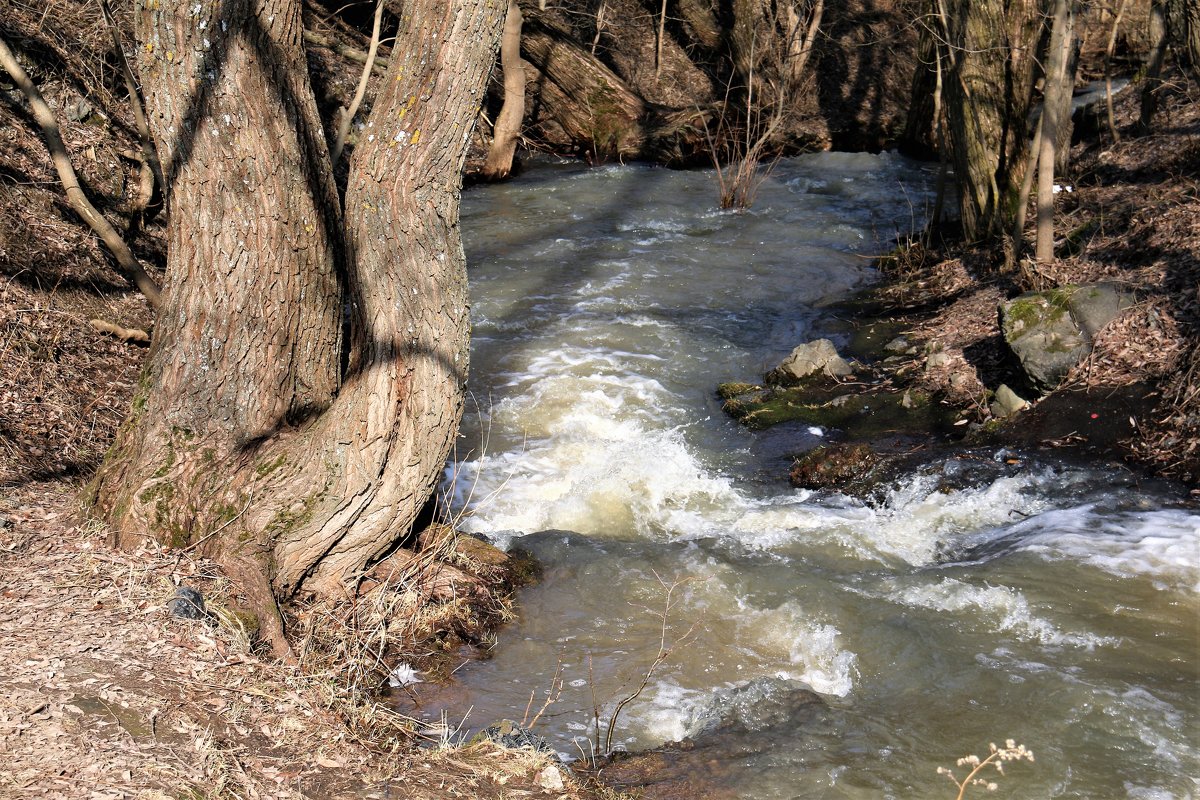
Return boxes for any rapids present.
[427,155,1198,799]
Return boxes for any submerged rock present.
[586,678,824,799]
[999,283,1134,392]
[682,676,824,738]
[766,339,853,385]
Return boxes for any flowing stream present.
[423,154,1198,798]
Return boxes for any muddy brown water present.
[406,155,1198,799]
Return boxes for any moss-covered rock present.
[719,381,959,438]
[999,282,1134,393]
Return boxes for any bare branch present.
[331,0,385,166]
[98,0,165,213]
[0,35,161,309]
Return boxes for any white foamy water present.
[431,155,1200,799]
[1003,506,1200,593]
[878,576,1121,649]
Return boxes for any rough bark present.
[1166,0,1200,71]
[482,0,526,179]
[940,0,1040,243]
[90,0,504,653]
[676,0,722,51]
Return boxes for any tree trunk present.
[1166,0,1200,72]
[1036,0,1077,263]
[89,0,504,654]
[1141,0,1168,130]
[677,0,722,52]
[901,9,941,159]
[482,0,526,180]
[941,0,1040,243]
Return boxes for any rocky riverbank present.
[716,72,1199,495]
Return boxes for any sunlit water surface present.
[426,155,1198,799]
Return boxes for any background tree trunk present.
[90,0,504,653]
[521,17,646,159]
[1036,0,1077,263]
[482,0,526,179]
[940,0,1040,243]
[1141,0,1169,129]
[1166,0,1200,72]
[901,12,941,159]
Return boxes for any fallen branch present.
[89,318,150,345]
[0,35,162,309]
[302,29,389,75]
[99,0,165,216]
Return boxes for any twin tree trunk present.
[90,0,504,652]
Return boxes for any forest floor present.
[1,2,1197,795]
[0,481,614,800]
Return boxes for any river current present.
[429,154,1198,798]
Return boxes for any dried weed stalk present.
[594,572,703,756]
[937,739,1035,800]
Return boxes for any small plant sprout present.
[937,739,1035,800]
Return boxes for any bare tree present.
[936,0,1041,243]
[88,0,504,656]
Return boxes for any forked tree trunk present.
[482,0,526,180]
[89,0,504,654]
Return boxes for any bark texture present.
[90,0,504,650]
[521,17,646,159]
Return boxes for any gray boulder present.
[1000,283,1133,393]
[767,339,852,385]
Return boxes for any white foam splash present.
[731,471,1060,566]
[885,577,1120,648]
[722,600,857,697]
[1009,507,1200,593]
